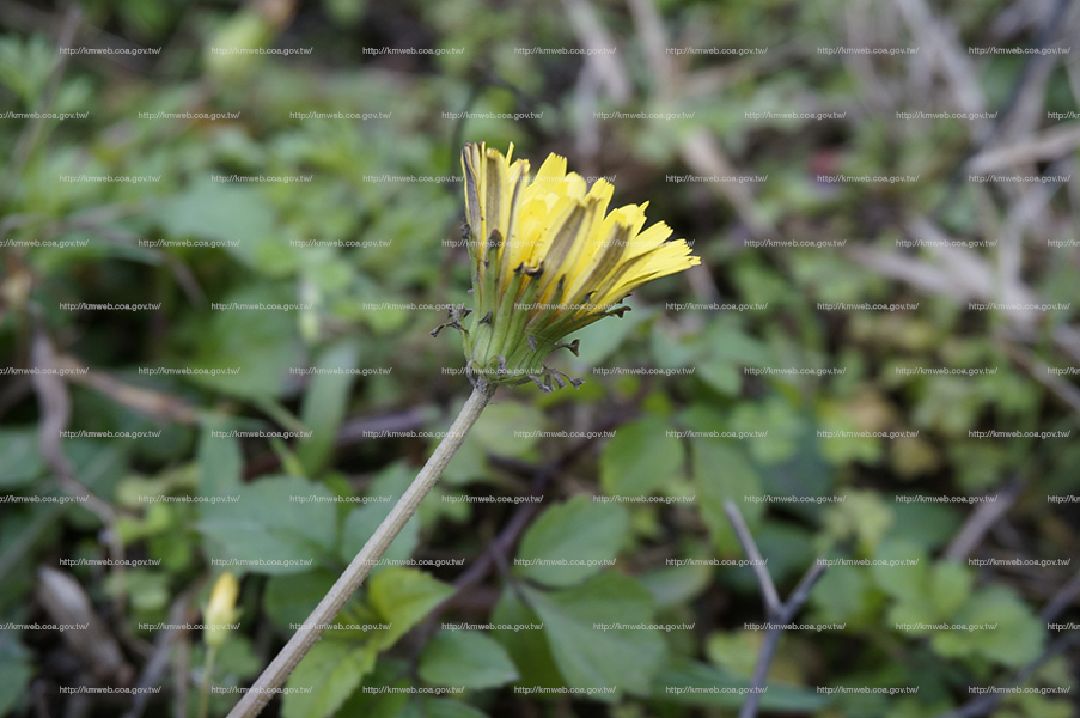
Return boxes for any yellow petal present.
[594,240,699,306]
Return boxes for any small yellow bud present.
[204,573,239,648]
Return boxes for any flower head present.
[445,142,699,389]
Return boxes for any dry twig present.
[723,501,827,718]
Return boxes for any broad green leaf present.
[810,566,878,626]
[367,568,453,648]
[515,496,629,587]
[414,699,490,718]
[491,588,563,688]
[198,421,242,500]
[214,635,262,678]
[199,476,337,574]
[419,630,518,689]
[157,179,298,275]
[999,692,1073,718]
[697,362,741,395]
[752,522,818,586]
[263,570,338,630]
[730,396,801,465]
[296,339,359,475]
[600,416,682,496]
[468,401,546,459]
[114,569,168,612]
[441,434,488,486]
[705,631,760,678]
[826,491,895,557]
[183,286,304,400]
[340,463,419,565]
[931,586,1044,667]
[928,562,972,618]
[653,661,826,711]
[692,441,763,551]
[887,502,960,553]
[0,635,31,715]
[336,658,415,716]
[282,638,377,718]
[0,430,44,488]
[639,564,711,609]
[440,399,544,481]
[870,540,926,602]
[525,572,666,697]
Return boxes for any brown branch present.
[122,584,201,718]
[943,477,1024,562]
[30,330,116,523]
[55,355,201,425]
[724,500,827,718]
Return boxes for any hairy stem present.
[197,647,216,718]
[227,382,497,718]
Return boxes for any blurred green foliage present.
[1,0,1078,717]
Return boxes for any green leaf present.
[440,400,545,482]
[697,362,741,395]
[197,421,242,500]
[704,631,759,678]
[468,401,546,459]
[156,179,298,275]
[491,588,563,688]
[340,463,419,565]
[692,441,763,551]
[296,339,359,475]
[931,585,1044,667]
[1001,692,1074,718]
[184,285,304,400]
[0,430,45,488]
[416,699,490,718]
[826,491,895,557]
[199,476,337,574]
[887,501,961,553]
[515,496,629,587]
[419,630,519,689]
[600,416,682,496]
[809,566,878,626]
[263,570,338,630]
[0,635,31,715]
[336,661,411,717]
[928,562,972,618]
[214,635,262,678]
[441,434,488,486]
[525,572,666,697]
[870,540,927,604]
[639,564,712,609]
[282,638,377,718]
[367,568,453,649]
[652,661,826,711]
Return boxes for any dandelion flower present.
[442,142,700,389]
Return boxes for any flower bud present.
[204,572,238,648]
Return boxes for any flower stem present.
[198,646,217,718]
[227,382,497,718]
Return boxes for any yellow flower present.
[204,572,239,648]
[443,142,699,389]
